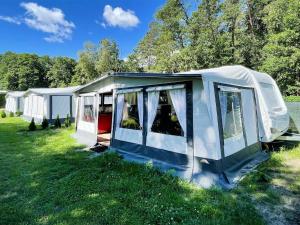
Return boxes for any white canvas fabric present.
[5,91,25,113]
[52,96,71,119]
[147,91,160,132]
[169,88,187,137]
[116,94,124,128]
[179,65,289,142]
[137,92,143,129]
[241,89,259,146]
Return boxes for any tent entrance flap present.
[216,84,260,158]
[97,92,113,147]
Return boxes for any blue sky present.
[0,0,166,59]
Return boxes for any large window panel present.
[120,92,142,130]
[219,91,244,139]
[82,96,95,122]
[150,90,185,137]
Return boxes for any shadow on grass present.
[238,141,300,225]
[0,118,264,225]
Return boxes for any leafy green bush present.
[121,118,140,129]
[64,114,71,128]
[28,118,36,131]
[1,110,6,118]
[284,96,300,102]
[54,115,61,128]
[15,111,23,117]
[41,117,49,129]
[9,112,14,117]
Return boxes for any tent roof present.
[75,65,276,93]
[24,86,81,96]
[177,65,274,87]
[6,91,26,97]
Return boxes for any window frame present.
[150,89,185,137]
[120,91,142,130]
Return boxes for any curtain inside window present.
[169,88,187,136]
[147,91,160,132]
[116,94,124,128]
[219,91,227,129]
[137,92,143,129]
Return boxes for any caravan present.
[72,65,289,187]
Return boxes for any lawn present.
[0,117,299,225]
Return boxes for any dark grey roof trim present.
[75,72,202,93]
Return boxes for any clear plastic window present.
[219,91,243,139]
[120,92,141,130]
[82,96,95,122]
[151,90,183,136]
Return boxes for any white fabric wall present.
[52,96,71,119]
[77,94,97,135]
[23,94,45,119]
[5,97,17,112]
[193,80,220,160]
[19,97,24,112]
[115,128,143,144]
[241,89,258,146]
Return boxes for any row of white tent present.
[5,87,79,123]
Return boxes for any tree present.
[187,0,227,69]
[260,0,300,95]
[135,22,160,71]
[123,52,144,72]
[12,54,47,90]
[95,39,122,74]
[72,42,98,85]
[47,57,76,87]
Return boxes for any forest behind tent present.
[22,86,80,124]
[73,65,289,188]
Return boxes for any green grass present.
[0,117,298,225]
[284,95,300,102]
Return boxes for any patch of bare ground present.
[250,158,300,225]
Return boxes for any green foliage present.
[64,114,71,128]
[284,96,300,102]
[260,0,300,96]
[46,57,76,88]
[9,112,14,117]
[72,42,98,85]
[121,118,140,129]
[129,0,299,96]
[0,110,6,118]
[0,94,5,108]
[41,117,49,129]
[95,39,123,74]
[28,118,36,131]
[15,111,23,117]
[54,115,61,128]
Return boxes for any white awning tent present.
[72,65,289,188]
[5,91,25,113]
[22,86,80,123]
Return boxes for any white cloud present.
[0,16,21,25]
[102,5,139,28]
[0,2,75,43]
[20,2,75,43]
[21,2,75,42]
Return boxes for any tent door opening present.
[97,92,113,147]
[217,85,259,157]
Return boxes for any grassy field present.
[0,117,299,225]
